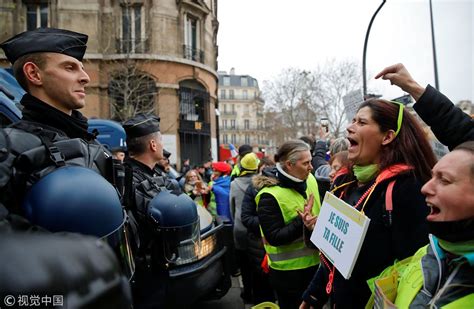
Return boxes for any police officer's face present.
[153,132,164,160]
[421,150,474,222]
[286,150,313,181]
[36,53,90,114]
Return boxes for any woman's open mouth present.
[427,202,441,221]
[347,137,358,151]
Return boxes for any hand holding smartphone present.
[196,181,203,191]
[321,117,329,133]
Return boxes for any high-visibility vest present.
[231,164,240,178]
[369,245,474,308]
[256,174,320,271]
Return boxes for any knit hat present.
[238,144,252,157]
[240,153,258,171]
[212,161,232,175]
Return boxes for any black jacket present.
[240,171,270,269]
[302,170,429,308]
[414,84,474,150]
[256,167,306,247]
[312,139,328,171]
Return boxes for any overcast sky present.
[217,0,473,104]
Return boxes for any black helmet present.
[148,191,200,265]
[22,166,135,279]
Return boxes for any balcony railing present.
[219,95,264,101]
[183,45,204,63]
[220,111,237,116]
[220,125,266,131]
[116,38,148,54]
[220,139,270,146]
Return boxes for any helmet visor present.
[161,218,201,265]
[102,211,135,280]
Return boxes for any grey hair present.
[277,140,311,165]
[329,137,350,156]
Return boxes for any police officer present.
[0,99,132,308]
[0,27,115,212]
[0,28,134,281]
[122,114,171,308]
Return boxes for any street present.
[195,276,252,309]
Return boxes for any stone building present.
[217,69,268,155]
[0,0,219,167]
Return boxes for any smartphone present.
[195,181,203,191]
[321,117,329,133]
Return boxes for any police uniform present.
[0,28,134,280]
[154,148,182,194]
[122,114,171,220]
[0,28,114,214]
[122,114,173,308]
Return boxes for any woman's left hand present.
[298,194,318,230]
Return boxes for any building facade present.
[217,69,268,156]
[0,0,220,168]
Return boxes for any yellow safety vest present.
[368,245,474,308]
[256,174,320,271]
[231,164,240,178]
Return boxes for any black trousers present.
[269,265,318,309]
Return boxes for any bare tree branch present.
[262,59,362,144]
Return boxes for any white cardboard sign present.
[311,191,370,279]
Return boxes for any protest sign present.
[311,191,370,279]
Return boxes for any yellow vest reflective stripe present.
[256,174,320,271]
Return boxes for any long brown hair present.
[358,99,437,183]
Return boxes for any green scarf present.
[439,239,474,257]
[353,164,379,183]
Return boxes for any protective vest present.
[1,122,115,212]
[256,174,320,271]
[369,245,474,308]
[124,163,168,221]
[230,164,240,179]
[207,180,217,217]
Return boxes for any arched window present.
[178,80,209,123]
[178,79,211,166]
[108,70,157,121]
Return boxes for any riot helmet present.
[148,190,201,265]
[22,166,135,279]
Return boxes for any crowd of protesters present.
[1,26,473,309]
